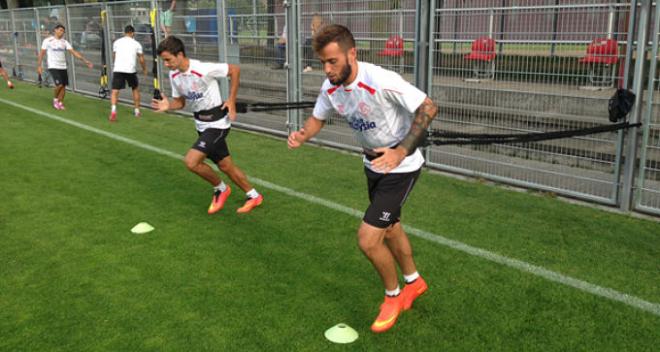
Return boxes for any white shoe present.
[303,66,313,73]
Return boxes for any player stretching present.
[288,24,436,333]
[151,36,263,214]
[37,24,93,110]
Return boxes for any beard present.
[328,61,352,86]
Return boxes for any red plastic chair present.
[464,36,496,80]
[378,35,404,57]
[580,38,619,87]
[580,38,619,65]
[464,36,496,62]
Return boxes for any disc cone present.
[324,323,358,344]
[131,222,154,234]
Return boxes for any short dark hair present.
[124,25,135,34]
[312,24,355,53]
[157,36,186,57]
[53,24,65,31]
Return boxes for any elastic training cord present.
[427,122,641,146]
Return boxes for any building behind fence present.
[0,0,658,216]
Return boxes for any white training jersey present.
[41,36,72,70]
[169,59,230,131]
[112,36,143,74]
[313,61,427,173]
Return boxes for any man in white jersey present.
[0,58,14,89]
[37,24,93,110]
[151,36,263,214]
[288,24,438,333]
[109,25,148,122]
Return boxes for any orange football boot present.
[402,277,428,310]
[370,295,403,333]
[208,185,231,214]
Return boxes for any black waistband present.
[193,106,227,122]
[363,144,417,161]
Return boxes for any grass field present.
[1,81,659,351]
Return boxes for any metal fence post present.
[216,0,229,99]
[635,2,660,212]
[64,6,77,92]
[10,9,19,77]
[620,0,651,211]
[416,0,432,163]
[285,0,301,133]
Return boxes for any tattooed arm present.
[370,97,438,173]
[399,97,438,154]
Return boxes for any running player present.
[109,25,148,121]
[288,24,437,333]
[0,58,14,89]
[37,24,93,110]
[151,36,263,214]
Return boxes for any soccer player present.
[37,24,93,110]
[0,59,14,89]
[151,36,263,214]
[287,24,437,333]
[109,25,148,122]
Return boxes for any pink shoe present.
[57,101,65,110]
[109,111,117,122]
[53,100,60,110]
[7,81,14,89]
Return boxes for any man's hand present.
[85,60,93,69]
[151,94,170,112]
[37,66,43,75]
[369,146,407,174]
[221,100,236,121]
[288,128,307,149]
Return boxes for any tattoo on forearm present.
[399,99,438,153]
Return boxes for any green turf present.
[0,82,659,351]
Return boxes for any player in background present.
[109,25,148,121]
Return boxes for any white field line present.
[2,97,659,317]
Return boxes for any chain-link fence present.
[0,0,657,216]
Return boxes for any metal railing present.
[0,0,657,216]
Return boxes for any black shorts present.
[363,167,421,228]
[49,69,68,86]
[111,72,139,90]
[0,60,3,68]
[192,128,231,163]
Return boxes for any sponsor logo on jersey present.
[185,91,204,101]
[349,117,377,132]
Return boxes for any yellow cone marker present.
[131,222,154,234]
[324,323,358,344]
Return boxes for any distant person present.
[271,24,286,69]
[160,0,177,37]
[109,25,148,122]
[151,36,264,214]
[0,58,14,89]
[303,14,325,73]
[37,24,93,110]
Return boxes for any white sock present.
[134,108,140,115]
[404,272,420,284]
[53,98,58,103]
[385,287,401,297]
[213,182,227,192]
[246,189,259,199]
[111,105,116,112]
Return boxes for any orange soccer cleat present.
[370,295,403,333]
[208,186,231,214]
[402,276,428,310]
[236,194,263,214]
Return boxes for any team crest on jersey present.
[358,102,372,117]
[348,117,377,132]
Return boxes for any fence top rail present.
[435,3,630,13]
